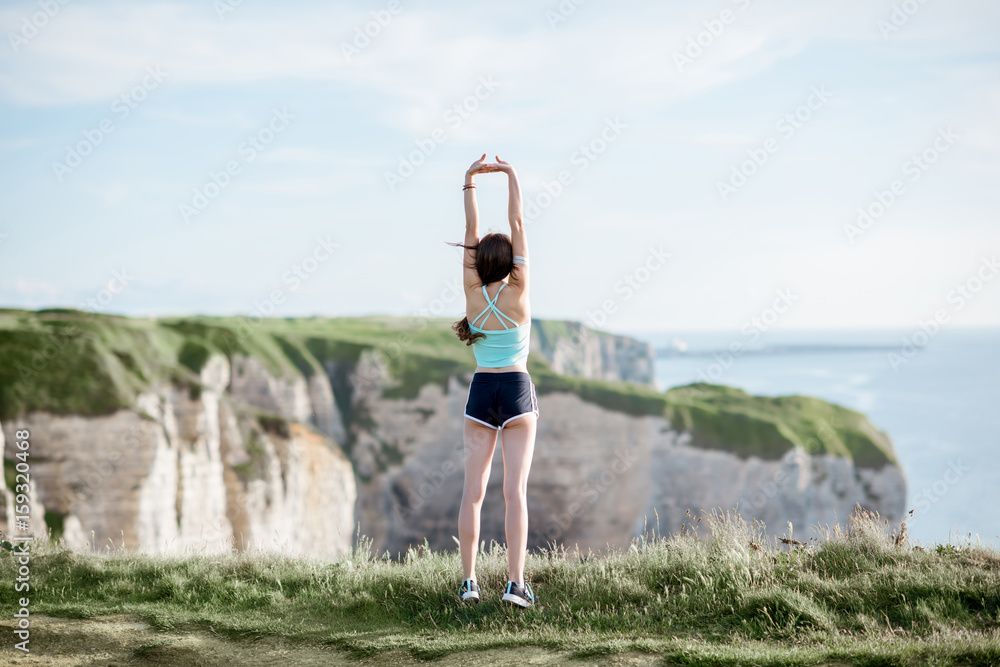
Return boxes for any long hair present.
[446,232,522,345]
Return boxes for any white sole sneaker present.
[501,592,530,607]
[502,581,535,607]
[459,578,480,603]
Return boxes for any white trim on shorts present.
[500,411,537,428]
[464,413,500,430]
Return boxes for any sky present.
[0,0,998,335]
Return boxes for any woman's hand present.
[494,155,515,175]
[466,153,500,177]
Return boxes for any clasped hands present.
[466,153,514,178]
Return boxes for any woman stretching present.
[448,154,538,608]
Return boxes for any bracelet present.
[463,184,476,190]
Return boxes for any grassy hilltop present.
[0,308,898,469]
[3,310,990,664]
[1,508,998,665]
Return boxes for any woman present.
[447,154,538,608]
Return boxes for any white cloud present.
[0,137,39,152]
[257,147,350,164]
[691,132,757,145]
[79,181,131,206]
[963,85,1000,153]
[14,278,59,296]
[247,173,377,197]
[0,0,942,118]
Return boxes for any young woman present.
[447,154,538,608]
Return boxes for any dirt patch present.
[0,615,668,666]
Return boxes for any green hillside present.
[0,309,897,468]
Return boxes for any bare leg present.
[459,418,499,581]
[500,412,537,585]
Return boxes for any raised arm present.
[496,156,529,293]
[461,154,498,289]
[464,154,486,241]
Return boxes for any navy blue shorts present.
[464,372,539,430]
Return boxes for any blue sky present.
[1,0,998,334]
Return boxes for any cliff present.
[530,319,656,387]
[0,308,905,556]
[0,311,356,556]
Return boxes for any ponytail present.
[452,316,486,345]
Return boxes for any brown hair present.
[446,232,521,345]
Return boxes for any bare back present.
[465,278,529,330]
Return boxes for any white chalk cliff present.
[0,353,355,557]
[333,355,906,555]
[0,317,906,557]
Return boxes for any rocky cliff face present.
[0,353,355,557]
[531,320,656,388]
[642,432,907,541]
[331,360,906,555]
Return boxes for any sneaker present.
[458,578,480,603]
[501,580,535,608]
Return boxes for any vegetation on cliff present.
[1,508,996,665]
[664,383,898,469]
[0,309,896,467]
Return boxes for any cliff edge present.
[0,309,905,556]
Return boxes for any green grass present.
[2,508,997,664]
[665,383,899,468]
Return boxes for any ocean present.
[627,327,1000,548]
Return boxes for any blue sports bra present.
[468,283,531,368]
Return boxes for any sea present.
[626,326,1000,548]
